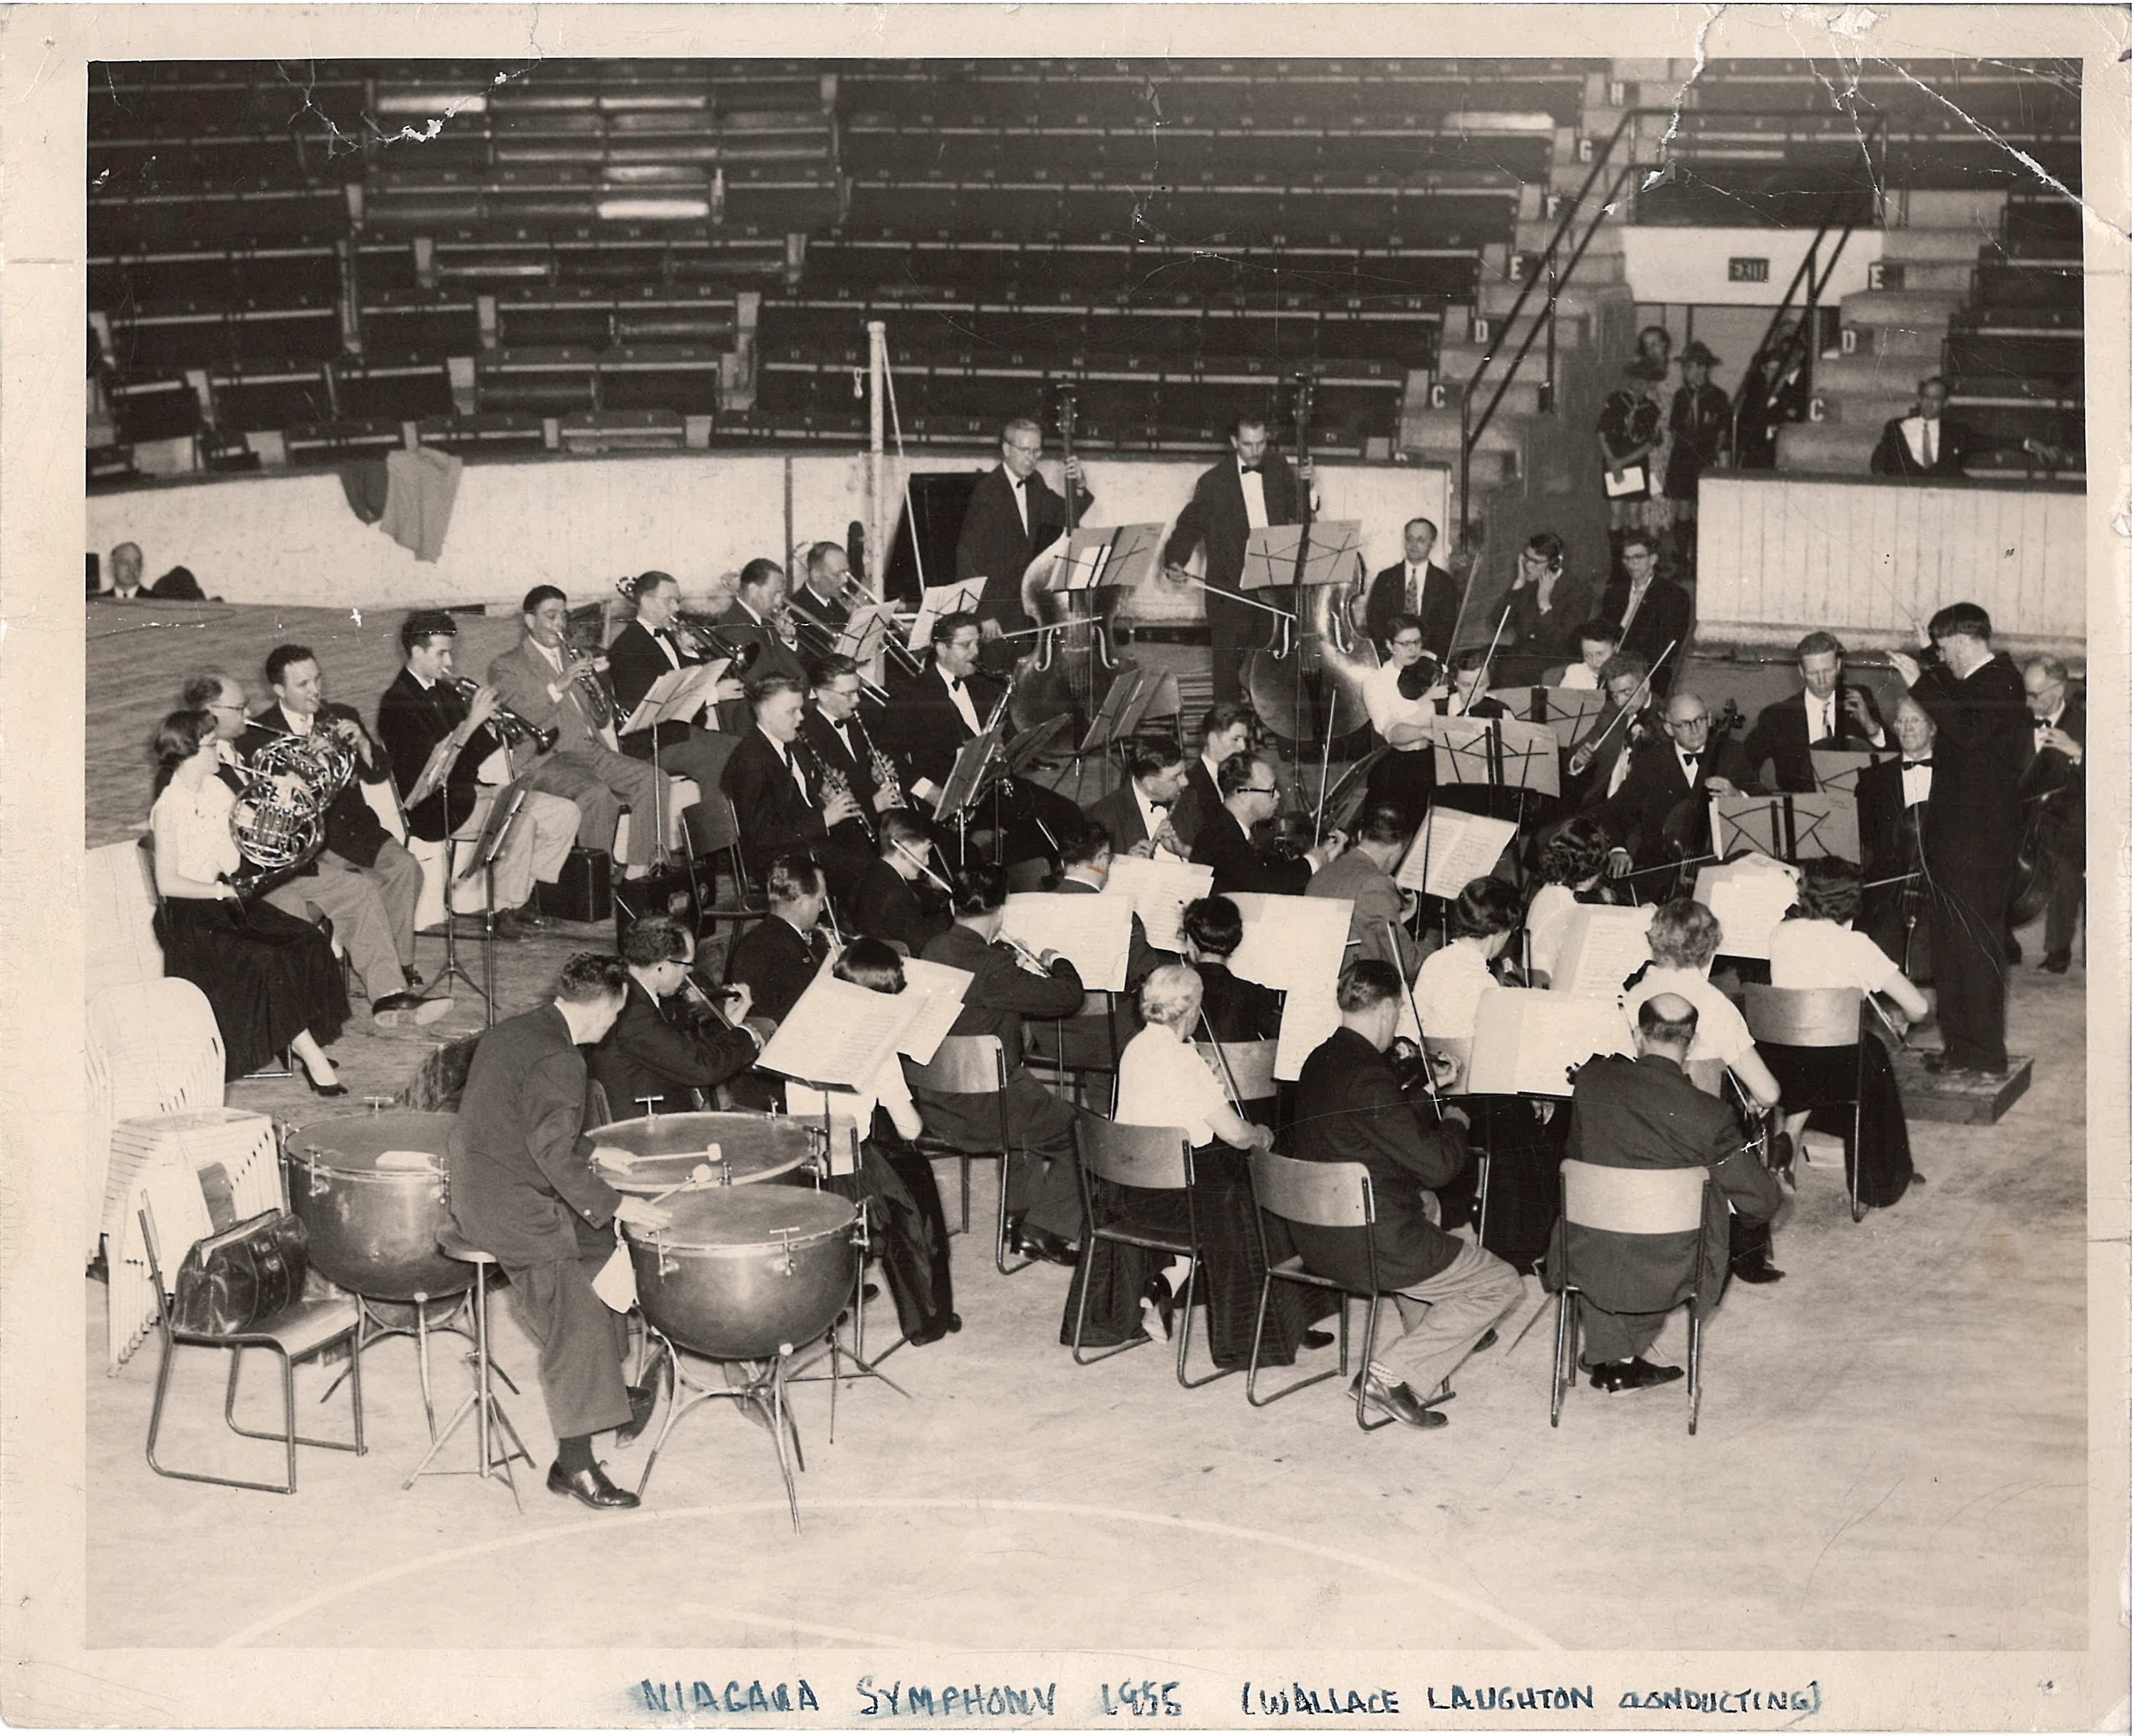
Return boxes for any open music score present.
[756,975,923,1088]
[893,955,973,1065]
[1050,521,1169,593]
[1487,684,1610,753]
[620,660,730,737]
[1710,791,1860,864]
[1099,854,1213,955]
[1692,855,1803,961]
[1427,714,1560,798]
[1394,806,1520,898]
[1464,987,1635,1098]
[1226,892,1355,1080]
[999,893,1134,992]
[1548,903,1654,999]
[1238,521,1364,592]
[906,578,985,653]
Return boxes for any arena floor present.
[81,603,2098,1658]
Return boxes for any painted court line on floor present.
[675,1604,927,1649]
[218,1497,1563,1651]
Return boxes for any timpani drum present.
[626,1187,858,1362]
[592,1109,821,1197]
[286,1110,467,1301]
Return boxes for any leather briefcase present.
[170,1209,310,1335]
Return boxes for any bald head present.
[1662,690,1711,755]
[1636,992,1699,1056]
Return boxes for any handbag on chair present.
[170,1209,311,1335]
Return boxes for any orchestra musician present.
[723,852,832,1027]
[445,952,671,1512]
[1426,646,1523,823]
[1178,895,1283,1044]
[1168,705,1255,850]
[2018,655,2084,974]
[1411,878,1524,1041]
[605,569,749,817]
[1305,802,1421,977]
[1563,653,1663,813]
[1050,818,1178,991]
[244,644,433,1023]
[1549,994,1783,1395]
[1082,738,1190,857]
[1597,531,1692,695]
[487,586,671,882]
[587,915,767,1121]
[1502,531,1595,667]
[799,653,902,859]
[375,610,581,942]
[1596,690,1759,873]
[1189,752,1346,896]
[1523,816,1616,989]
[916,862,1087,1268]
[1162,415,1310,703]
[787,540,856,643]
[147,707,350,1091]
[1855,695,1935,971]
[1550,618,1622,691]
[1742,630,1888,793]
[719,672,869,897]
[1288,960,1522,1431]
[1622,899,1785,1135]
[1360,516,1460,662]
[712,558,808,735]
[1885,603,2030,1078]
[953,417,1093,650]
[1359,613,1439,821]
[849,811,954,962]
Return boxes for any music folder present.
[1427,714,1560,798]
[1238,521,1364,593]
[757,974,923,1088]
[458,776,532,884]
[906,578,985,653]
[1464,987,1635,1098]
[619,660,729,736]
[1709,791,1860,864]
[1394,805,1519,898]
[1692,856,1803,961]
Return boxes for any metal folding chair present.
[908,1034,1030,1275]
[1742,984,1868,1222]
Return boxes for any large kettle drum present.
[591,1109,822,1196]
[287,1110,469,1302]
[627,1187,857,1363]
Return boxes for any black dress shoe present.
[1729,1256,1786,1285]
[1299,1328,1336,1351]
[1139,1274,1176,1343]
[1471,1326,1498,1354]
[613,1383,658,1447]
[547,1460,639,1509]
[372,990,433,1026]
[861,1282,881,1303]
[303,1073,348,1098]
[511,901,549,929]
[907,1311,962,1347]
[1350,1371,1446,1429]
[1014,1225,1079,1267]
[2041,950,2072,974]
[1587,1358,1683,1393]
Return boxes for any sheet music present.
[1099,854,1213,955]
[621,660,728,734]
[1394,807,1520,897]
[1464,987,1635,1098]
[756,975,919,1087]
[1692,856,1802,961]
[999,893,1134,992]
[1539,685,1609,751]
[1548,903,1654,999]
[1228,893,1353,993]
[906,578,985,653]
[894,956,973,1064]
[1273,975,1335,1081]
[835,603,895,664]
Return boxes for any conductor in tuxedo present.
[953,416,1092,646]
[1597,530,1692,695]
[1885,603,2031,1076]
[445,952,671,1510]
[1870,375,1968,479]
[2019,655,2085,973]
[1597,689,1759,870]
[1742,630,1889,792]
[1189,753,1345,896]
[1361,516,1461,662]
[1162,415,1310,703]
[719,673,867,894]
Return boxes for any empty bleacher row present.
[1946,194,2085,472]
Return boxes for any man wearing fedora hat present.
[1666,341,1731,579]
[1596,355,1670,578]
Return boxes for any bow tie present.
[946,676,963,692]
[1008,475,1025,489]
[1238,464,1262,475]
[1904,757,1932,768]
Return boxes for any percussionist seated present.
[1288,962,1523,1431]
[445,953,673,1512]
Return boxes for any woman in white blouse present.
[1412,877,1524,1042]
[1623,899,1783,1111]
[1360,612,1439,821]
[1767,859,1930,1206]
[1523,816,1613,987]
[147,708,348,1090]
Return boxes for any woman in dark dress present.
[146,708,349,1087]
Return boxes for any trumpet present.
[448,677,559,754]
[561,616,616,727]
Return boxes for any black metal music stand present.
[428,820,490,1015]
[463,784,531,1026]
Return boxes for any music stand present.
[1051,522,1169,594]
[1429,715,1561,799]
[1238,521,1364,593]
[906,579,985,655]
[1488,684,1609,752]
[428,796,495,1015]
[1809,747,1888,796]
[462,781,531,1025]
[1709,791,1860,863]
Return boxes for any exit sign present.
[1729,256,1771,284]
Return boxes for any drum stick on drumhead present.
[648,1163,717,1205]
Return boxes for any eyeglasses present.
[1243,784,1280,796]
[1391,638,1424,651]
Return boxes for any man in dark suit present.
[1597,531,1692,694]
[1503,531,1597,667]
[1305,804,1420,977]
[917,863,1088,1264]
[710,558,809,736]
[799,652,898,867]
[246,643,431,1020]
[487,586,670,879]
[953,417,1093,645]
[1595,689,1759,870]
[1052,818,1176,989]
[1083,739,1190,856]
[1887,604,2031,1075]
[1167,705,1255,851]
[1743,630,1890,792]
[1870,375,1968,479]
[1562,655,1665,816]
[723,853,830,1026]
[589,916,767,1121]
[1549,994,1784,1393]
[720,673,867,894]
[787,539,856,645]
[1162,415,1310,702]
[1288,961,1521,1429]
[445,952,672,1510]
[2019,655,2085,974]
[1856,695,1936,972]
[849,811,954,960]
[606,570,745,820]
[375,611,579,942]
[1361,516,1461,662]
[1190,753,1345,897]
